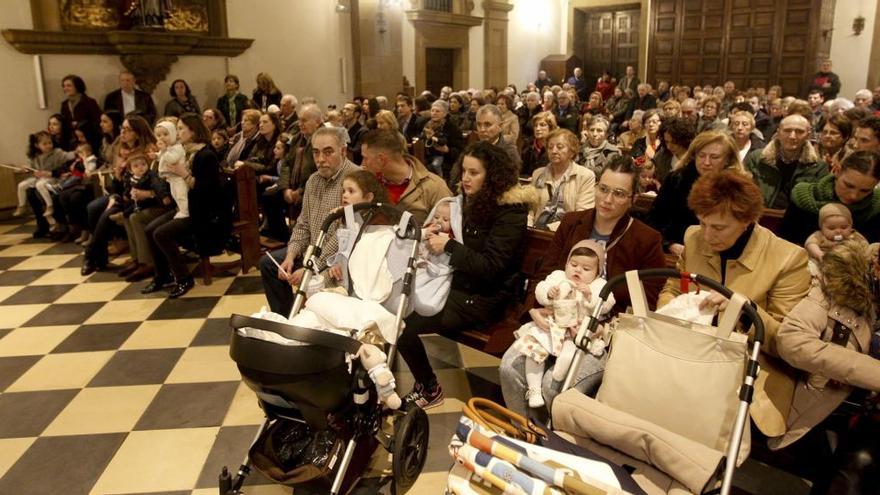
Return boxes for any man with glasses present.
[260,126,358,315]
[449,104,521,184]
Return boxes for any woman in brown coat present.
[770,240,879,494]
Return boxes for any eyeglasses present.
[597,183,632,201]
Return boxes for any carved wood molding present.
[405,10,482,27]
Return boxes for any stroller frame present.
[221,202,427,495]
[559,268,765,495]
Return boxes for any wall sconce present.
[335,1,350,13]
[853,16,865,36]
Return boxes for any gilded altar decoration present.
[164,3,209,33]
[61,0,119,29]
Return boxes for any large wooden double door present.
[578,7,641,82]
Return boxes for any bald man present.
[744,114,829,209]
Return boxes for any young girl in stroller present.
[511,240,615,408]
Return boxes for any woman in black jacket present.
[647,131,744,254]
[399,141,537,409]
[142,113,230,298]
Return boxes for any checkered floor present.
[0,217,508,495]
[0,217,813,495]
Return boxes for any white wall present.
[829,0,877,99]
[468,2,485,89]
[0,0,353,165]
[507,0,565,89]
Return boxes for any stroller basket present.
[560,268,765,495]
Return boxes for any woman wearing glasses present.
[529,128,595,231]
[647,130,746,255]
[500,155,667,417]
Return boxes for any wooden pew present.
[195,166,261,285]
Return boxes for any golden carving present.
[164,6,209,32]
[60,0,119,29]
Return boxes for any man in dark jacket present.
[626,83,657,119]
[566,67,589,102]
[103,71,157,124]
[534,70,553,90]
[342,102,366,164]
[810,59,841,100]
[396,96,426,144]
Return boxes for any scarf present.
[790,174,880,225]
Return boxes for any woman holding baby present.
[500,155,667,417]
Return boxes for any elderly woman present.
[233,111,281,178]
[495,93,521,144]
[578,116,620,174]
[541,91,557,113]
[420,99,465,180]
[697,96,725,133]
[781,150,880,244]
[607,87,632,127]
[728,109,765,162]
[767,240,880,493]
[399,142,536,409]
[657,171,810,441]
[661,99,681,119]
[529,129,596,231]
[580,91,607,117]
[373,110,399,132]
[501,156,667,416]
[817,113,852,171]
[202,108,227,133]
[164,79,200,118]
[224,109,261,168]
[142,113,229,298]
[617,109,644,155]
[60,74,101,131]
[630,108,663,163]
[521,111,558,178]
[647,130,745,255]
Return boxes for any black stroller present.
[221,203,429,494]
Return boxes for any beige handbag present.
[595,272,752,482]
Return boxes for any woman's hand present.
[698,291,729,312]
[425,232,450,254]
[669,243,685,257]
[328,263,344,281]
[165,160,187,177]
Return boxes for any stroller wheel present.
[391,407,429,492]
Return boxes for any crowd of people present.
[12,61,880,492]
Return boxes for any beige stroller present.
[551,268,764,495]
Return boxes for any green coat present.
[278,132,316,193]
[743,139,828,209]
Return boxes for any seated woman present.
[697,96,725,133]
[529,129,595,231]
[650,116,695,181]
[500,156,667,417]
[657,171,811,441]
[647,130,745,255]
[495,93,520,145]
[768,240,879,494]
[630,109,663,165]
[728,109,765,163]
[517,92,541,141]
[578,115,620,175]
[817,114,852,172]
[233,112,281,192]
[164,79,200,118]
[780,150,880,244]
[579,91,607,117]
[142,113,230,298]
[223,109,261,168]
[521,111,557,178]
[420,100,464,180]
[617,109,644,156]
[398,142,536,409]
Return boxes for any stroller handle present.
[600,268,764,344]
[319,202,422,242]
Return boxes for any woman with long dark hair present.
[142,113,230,298]
[398,141,537,409]
[164,79,201,117]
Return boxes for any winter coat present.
[104,89,157,125]
[396,156,454,226]
[189,146,232,256]
[163,96,200,118]
[744,139,828,210]
[528,163,596,230]
[647,162,700,248]
[769,286,879,449]
[278,132,317,194]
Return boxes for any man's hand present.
[278,256,294,282]
[283,188,301,205]
[289,267,305,286]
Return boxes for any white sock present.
[524,357,545,408]
[552,339,578,382]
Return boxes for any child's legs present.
[17,177,36,206]
[524,356,546,391]
[552,339,578,382]
[168,177,188,214]
[33,179,53,208]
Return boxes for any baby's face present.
[154,127,170,149]
[565,254,599,285]
[820,215,853,242]
[432,204,452,232]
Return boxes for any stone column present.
[482,1,513,89]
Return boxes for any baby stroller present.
[552,268,764,495]
[221,203,429,495]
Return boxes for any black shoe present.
[80,261,103,276]
[168,277,195,298]
[141,277,173,294]
[32,229,49,239]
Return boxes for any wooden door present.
[580,8,641,83]
[425,48,455,96]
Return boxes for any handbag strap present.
[463,398,547,444]
[716,292,748,339]
[626,270,649,317]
